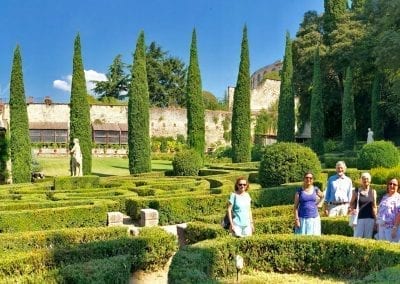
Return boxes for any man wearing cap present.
[324,161,353,216]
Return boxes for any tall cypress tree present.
[9,45,31,183]
[371,72,384,140]
[186,29,205,160]
[231,25,251,163]
[128,31,151,174]
[277,32,295,142]
[342,67,356,150]
[310,48,325,155]
[69,34,92,175]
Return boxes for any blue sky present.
[0,0,324,103]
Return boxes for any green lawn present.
[37,157,172,177]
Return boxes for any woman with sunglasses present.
[377,178,400,241]
[294,171,324,235]
[226,177,254,237]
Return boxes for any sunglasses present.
[389,182,398,186]
[238,183,247,187]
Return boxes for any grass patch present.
[37,157,172,177]
[220,271,347,284]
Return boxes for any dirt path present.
[130,224,183,284]
[130,256,172,284]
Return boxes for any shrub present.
[357,141,400,169]
[259,142,321,187]
[172,149,203,176]
[324,139,340,153]
[251,144,264,162]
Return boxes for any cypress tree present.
[310,48,325,155]
[9,45,31,183]
[128,31,151,174]
[186,29,205,160]
[277,32,295,142]
[342,67,356,150]
[231,25,251,163]
[69,34,92,175]
[371,72,384,140]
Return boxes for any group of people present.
[226,161,400,242]
[294,160,400,241]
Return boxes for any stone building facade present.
[0,103,231,150]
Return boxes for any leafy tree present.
[92,54,129,100]
[128,31,151,174]
[277,32,295,142]
[186,29,205,161]
[372,0,400,128]
[9,45,31,183]
[231,25,251,163]
[293,11,324,132]
[323,0,348,45]
[69,34,92,175]
[146,42,187,107]
[370,72,384,140]
[310,48,325,155]
[202,91,219,110]
[342,67,356,150]
[254,101,278,136]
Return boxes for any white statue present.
[367,128,374,144]
[70,138,83,176]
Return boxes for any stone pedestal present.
[107,211,124,226]
[140,209,159,227]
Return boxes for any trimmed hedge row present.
[54,175,100,190]
[126,194,228,225]
[0,226,128,252]
[168,234,400,283]
[183,216,353,245]
[0,200,94,211]
[0,227,176,278]
[58,255,131,283]
[0,201,117,233]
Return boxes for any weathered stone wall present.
[1,103,231,148]
[227,78,280,112]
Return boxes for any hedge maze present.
[0,166,399,283]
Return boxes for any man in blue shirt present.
[324,161,353,216]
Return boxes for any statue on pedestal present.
[70,138,83,176]
[367,128,374,144]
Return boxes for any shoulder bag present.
[222,193,236,229]
[348,189,360,227]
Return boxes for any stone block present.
[107,211,124,225]
[140,208,159,227]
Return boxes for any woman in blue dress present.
[294,171,324,235]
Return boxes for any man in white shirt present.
[324,161,353,216]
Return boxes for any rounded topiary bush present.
[357,141,400,169]
[259,142,321,187]
[172,149,203,176]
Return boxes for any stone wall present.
[0,103,231,149]
[228,78,280,112]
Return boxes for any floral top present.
[377,192,400,228]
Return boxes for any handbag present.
[348,189,360,227]
[221,193,236,229]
